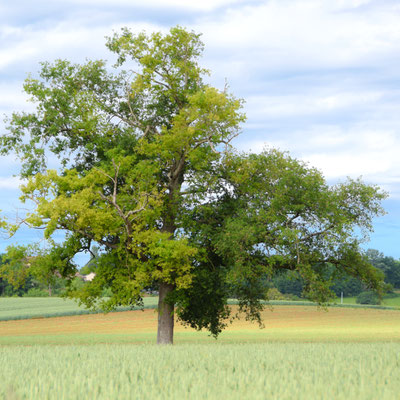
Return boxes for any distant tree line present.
[0,248,398,299]
[272,249,400,300]
[0,248,84,297]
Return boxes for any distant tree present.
[273,271,303,297]
[0,254,8,296]
[331,275,364,297]
[273,265,365,298]
[356,290,380,305]
[366,249,400,288]
[0,26,387,344]
[0,245,66,296]
[0,245,30,291]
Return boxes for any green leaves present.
[0,245,30,290]
[0,26,387,339]
[184,149,387,321]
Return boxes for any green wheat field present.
[1,298,400,399]
[2,343,400,400]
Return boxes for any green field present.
[1,296,397,322]
[333,295,400,307]
[381,296,400,307]
[0,296,159,321]
[1,299,400,399]
[1,343,400,399]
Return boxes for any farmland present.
[1,302,400,399]
[334,295,400,307]
[2,343,400,400]
[1,296,397,322]
[1,304,400,345]
[0,296,159,321]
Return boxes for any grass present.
[0,296,159,321]
[333,294,400,307]
[381,296,400,307]
[1,343,400,399]
[1,304,400,398]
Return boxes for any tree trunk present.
[156,159,184,345]
[157,282,175,345]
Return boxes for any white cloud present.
[198,0,400,77]
[0,20,169,75]
[0,176,23,189]
[305,152,389,178]
[244,91,382,119]
[237,125,400,198]
[0,24,105,71]
[65,0,244,11]
[298,128,400,198]
[0,82,31,111]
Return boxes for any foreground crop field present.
[1,343,400,399]
[1,305,400,345]
[1,306,400,399]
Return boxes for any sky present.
[0,0,399,263]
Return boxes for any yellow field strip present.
[1,306,400,342]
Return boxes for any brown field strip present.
[1,306,400,343]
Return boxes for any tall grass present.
[1,343,399,399]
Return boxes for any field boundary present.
[0,298,398,322]
[0,303,159,322]
[228,299,400,311]
[255,300,400,311]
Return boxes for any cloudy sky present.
[1,0,399,261]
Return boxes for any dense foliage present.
[0,26,387,343]
[366,249,400,288]
[269,248,400,298]
[0,249,72,297]
[356,291,381,305]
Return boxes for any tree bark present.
[157,282,175,344]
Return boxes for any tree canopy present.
[0,26,387,344]
[366,249,400,288]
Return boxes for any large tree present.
[0,26,386,344]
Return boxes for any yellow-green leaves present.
[147,234,196,289]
